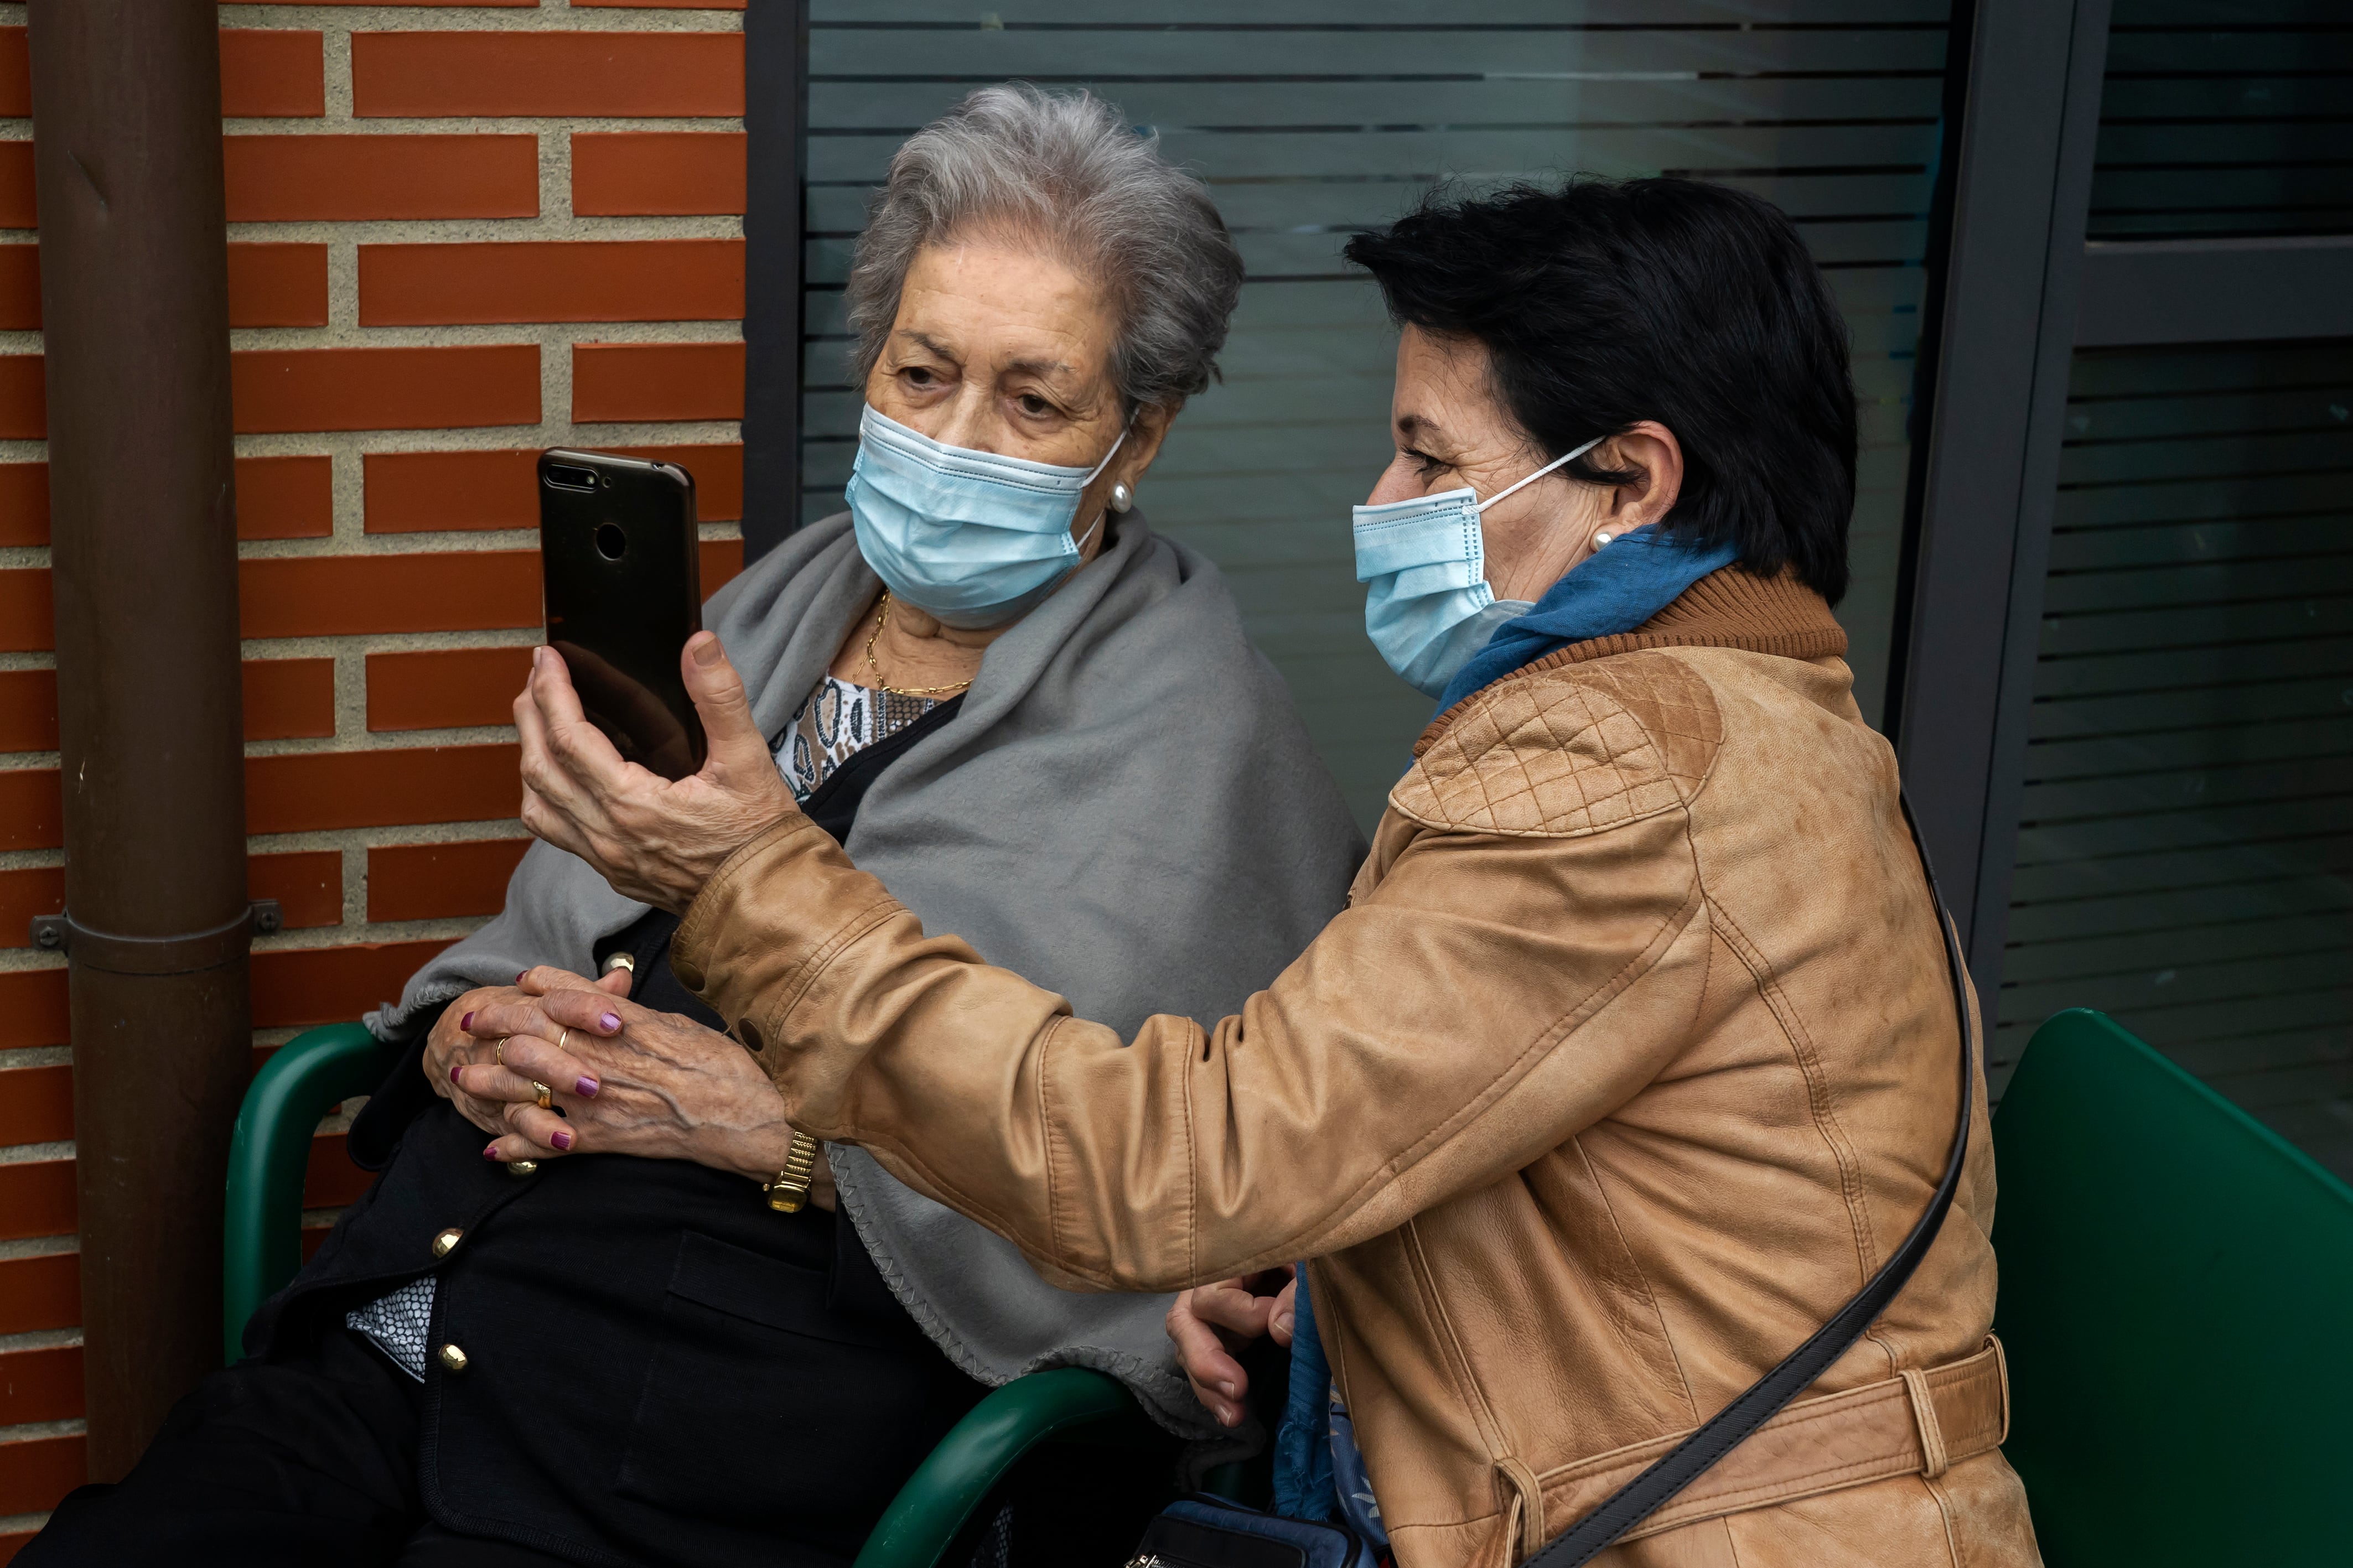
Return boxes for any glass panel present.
[1997,339,2353,1177]
[802,1,1955,826]
[2092,1,2353,241]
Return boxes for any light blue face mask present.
[1352,435,1604,697]
[846,404,1126,630]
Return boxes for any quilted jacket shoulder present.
[1388,649,1724,838]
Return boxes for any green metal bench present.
[224,1021,1164,1568]
[1991,1008,2353,1566]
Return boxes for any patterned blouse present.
[778,674,940,802]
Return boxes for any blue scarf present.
[1272,525,1740,1531]
[1434,525,1740,714]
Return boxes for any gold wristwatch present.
[762,1131,821,1213]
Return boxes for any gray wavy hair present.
[846,84,1245,413]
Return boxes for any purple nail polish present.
[482,1144,500,1161]
[516,971,529,985]
[576,1076,600,1098]
[550,1129,574,1150]
[460,1010,474,1031]
[599,1012,621,1033]
[449,1066,464,1087]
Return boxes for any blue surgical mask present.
[846,404,1126,630]
[1352,435,1604,697]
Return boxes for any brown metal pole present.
[28,5,251,1479]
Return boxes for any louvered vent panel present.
[1997,339,2353,1177]
[2091,1,2353,241]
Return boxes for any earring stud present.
[1593,531,1615,548]
[1109,481,1134,515]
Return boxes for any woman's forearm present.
[674,810,1707,1290]
[671,816,1131,1272]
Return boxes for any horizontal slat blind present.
[2091,1,2353,241]
[802,2,1951,824]
[1997,339,2352,1176]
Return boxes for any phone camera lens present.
[594,523,626,561]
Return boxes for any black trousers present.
[22,1323,1185,1568]
[22,1327,570,1567]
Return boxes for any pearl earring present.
[1593,531,1615,548]
[1109,481,1134,515]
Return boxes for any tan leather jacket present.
[675,569,2042,1568]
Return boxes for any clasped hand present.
[424,965,826,1205]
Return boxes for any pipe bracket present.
[30,900,282,974]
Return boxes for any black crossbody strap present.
[1528,793,1978,1567]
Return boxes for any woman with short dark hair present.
[494,176,2043,1567]
[1345,177,1858,606]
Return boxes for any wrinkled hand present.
[424,967,634,1138]
[1167,1266,1297,1428]
[458,970,825,1203]
[516,632,801,913]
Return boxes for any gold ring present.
[532,1080,553,1111]
[602,952,635,976]
[556,1027,571,1053]
[495,1036,509,1068]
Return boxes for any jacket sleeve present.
[672,802,1712,1292]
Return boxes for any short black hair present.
[1343,177,1857,603]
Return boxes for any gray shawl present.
[366,511,1364,1437]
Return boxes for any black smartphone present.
[537,448,707,781]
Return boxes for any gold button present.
[432,1227,463,1258]
[507,1159,538,1178]
[438,1343,469,1374]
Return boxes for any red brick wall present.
[0,4,746,1547]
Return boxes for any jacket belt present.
[1531,1337,2010,1548]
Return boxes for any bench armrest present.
[853,1367,1147,1568]
[222,1021,396,1364]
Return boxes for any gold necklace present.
[863,593,975,697]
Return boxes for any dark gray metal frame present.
[1893,0,2353,1004]
[2075,235,2353,349]
[741,0,809,563]
[1891,0,2116,996]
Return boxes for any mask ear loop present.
[1471,434,1605,515]
[1082,422,1132,485]
[1070,418,1135,556]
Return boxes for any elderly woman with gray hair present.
[24,86,1361,1568]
